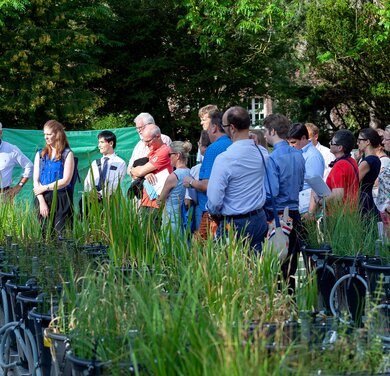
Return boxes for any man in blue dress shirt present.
[287,122,325,214]
[206,106,269,253]
[183,111,232,239]
[264,114,306,292]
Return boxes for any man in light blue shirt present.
[264,114,305,292]
[287,122,325,213]
[206,106,268,253]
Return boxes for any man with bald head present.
[127,112,172,176]
[130,124,173,216]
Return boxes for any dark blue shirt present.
[265,140,305,211]
[198,135,232,212]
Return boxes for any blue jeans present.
[216,209,268,253]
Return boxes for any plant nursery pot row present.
[302,246,390,314]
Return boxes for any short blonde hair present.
[198,104,219,118]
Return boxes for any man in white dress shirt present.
[305,122,335,180]
[127,113,172,176]
[84,131,126,198]
[0,122,33,198]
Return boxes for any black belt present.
[277,209,299,215]
[223,208,263,220]
[1,186,10,191]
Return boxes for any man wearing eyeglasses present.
[129,124,173,217]
[206,106,269,253]
[312,129,359,210]
[127,112,172,176]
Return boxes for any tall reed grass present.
[0,186,388,375]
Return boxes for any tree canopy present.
[0,0,388,133]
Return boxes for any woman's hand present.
[39,199,50,218]
[33,184,48,196]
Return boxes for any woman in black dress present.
[356,128,381,219]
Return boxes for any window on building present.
[247,97,265,126]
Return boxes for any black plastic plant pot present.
[16,290,54,328]
[327,255,374,326]
[66,352,106,375]
[247,320,299,351]
[363,263,390,304]
[0,269,18,288]
[27,307,54,376]
[301,245,333,274]
[5,279,40,322]
[301,246,335,313]
[44,328,72,376]
[299,314,337,349]
[79,243,109,261]
[66,352,140,376]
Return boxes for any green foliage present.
[0,0,112,128]
[89,113,134,130]
[304,0,390,127]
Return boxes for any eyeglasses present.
[168,152,178,157]
[136,125,146,132]
[329,140,339,146]
[357,138,367,142]
[222,123,231,128]
[383,138,390,142]
[143,136,155,144]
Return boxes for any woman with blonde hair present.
[33,120,75,236]
[158,141,192,236]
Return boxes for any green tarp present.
[2,127,139,205]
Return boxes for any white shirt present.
[0,140,33,188]
[185,163,201,203]
[316,142,335,180]
[84,153,126,196]
[128,134,172,168]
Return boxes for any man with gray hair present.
[130,124,173,217]
[0,122,33,198]
[127,112,172,175]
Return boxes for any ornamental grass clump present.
[305,201,379,257]
[131,236,295,375]
[0,197,41,243]
[67,263,149,370]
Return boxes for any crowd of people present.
[0,108,390,274]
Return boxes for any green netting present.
[2,127,139,205]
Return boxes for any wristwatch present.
[189,179,194,188]
[18,182,24,187]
